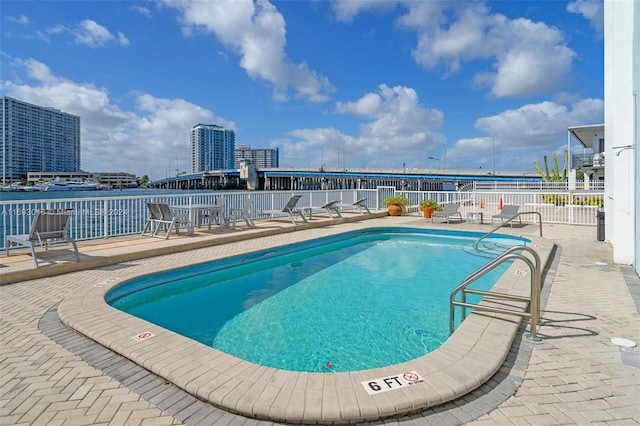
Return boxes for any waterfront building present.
[92,172,138,188]
[27,171,91,183]
[190,124,235,172]
[26,171,137,188]
[235,144,279,168]
[1,97,81,182]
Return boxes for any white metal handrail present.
[450,245,542,341]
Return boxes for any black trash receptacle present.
[597,210,605,241]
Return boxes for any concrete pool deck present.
[1,214,639,425]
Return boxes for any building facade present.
[604,0,638,272]
[234,144,279,168]
[1,97,81,182]
[27,171,137,188]
[190,124,235,172]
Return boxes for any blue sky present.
[1,0,604,179]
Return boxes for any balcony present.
[572,153,604,170]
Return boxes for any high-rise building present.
[235,144,279,168]
[190,124,235,172]
[1,96,81,182]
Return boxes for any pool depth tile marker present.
[133,331,155,341]
[361,371,426,395]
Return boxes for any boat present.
[43,179,99,191]
[1,183,21,192]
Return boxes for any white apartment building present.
[1,96,80,182]
[235,145,279,168]
[190,124,235,172]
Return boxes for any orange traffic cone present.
[498,197,503,210]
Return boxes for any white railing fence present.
[396,189,603,226]
[459,181,605,192]
[1,188,602,250]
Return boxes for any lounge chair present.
[142,202,190,239]
[228,198,255,230]
[337,198,371,214]
[5,208,80,268]
[301,200,342,219]
[260,195,307,225]
[431,202,463,223]
[491,204,522,227]
[142,202,162,237]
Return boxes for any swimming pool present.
[107,228,529,372]
[61,221,552,423]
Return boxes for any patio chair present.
[260,195,307,225]
[337,198,371,214]
[431,202,463,223]
[5,208,80,268]
[200,197,225,230]
[301,200,343,219]
[228,198,255,230]
[142,202,162,237]
[142,202,190,239]
[491,204,522,227]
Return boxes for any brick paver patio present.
[1,216,638,425]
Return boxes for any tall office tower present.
[234,145,279,168]
[1,97,81,181]
[190,124,236,172]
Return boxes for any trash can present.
[596,210,605,241]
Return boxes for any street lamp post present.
[491,133,496,175]
[428,156,440,170]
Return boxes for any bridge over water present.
[148,167,541,191]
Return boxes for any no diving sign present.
[361,371,426,395]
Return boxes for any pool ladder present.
[449,245,542,341]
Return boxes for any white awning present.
[568,124,604,149]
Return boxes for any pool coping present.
[58,225,555,424]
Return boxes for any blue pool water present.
[107,228,528,372]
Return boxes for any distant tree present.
[138,175,150,187]
[534,151,568,182]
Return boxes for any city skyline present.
[1,1,604,179]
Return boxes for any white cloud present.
[446,98,604,170]
[567,0,604,36]
[39,20,130,48]
[336,1,577,99]
[6,14,30,25]
[162,0,333,103]
[1,58,233,178]
[408,4,575,98]
[131,5,152,19]
[73,19,130,48]
[279,84,445,169]
[331,0,400,23]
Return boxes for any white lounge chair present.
[228,198,255,230]
[431,203,463,223]
[5,208,80,268]
[260,195,307,225]
[491,205,522,227]
[337,198,371,214]
[301,200,343,219]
